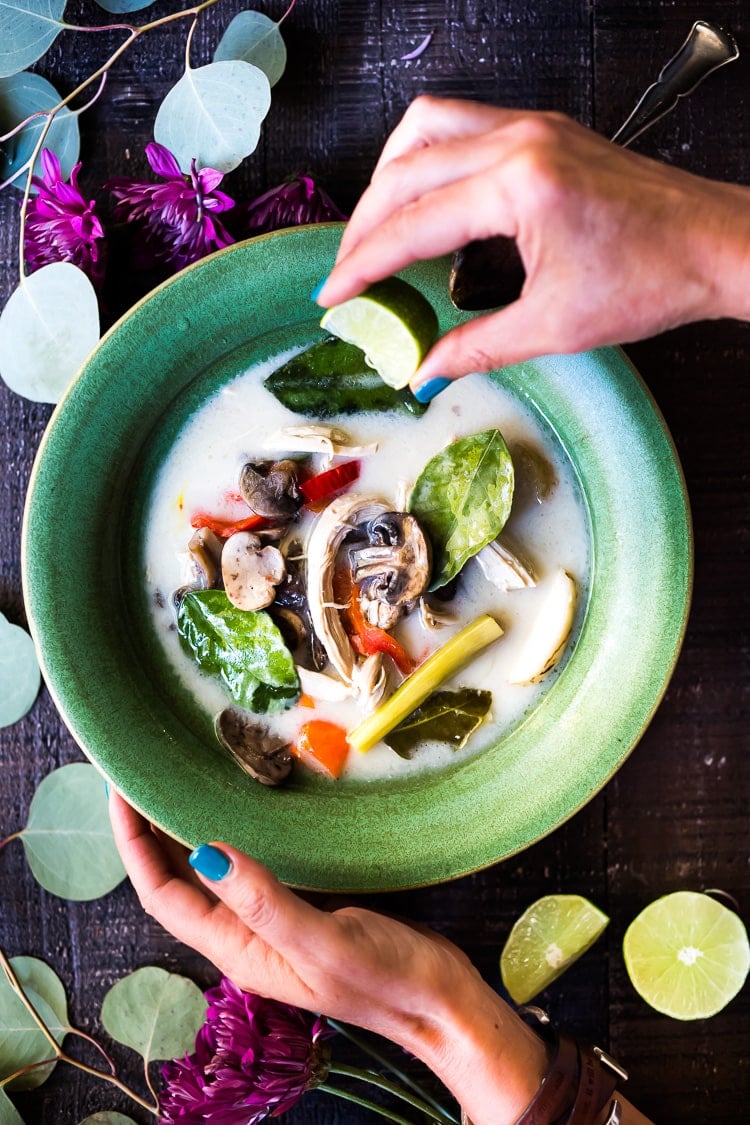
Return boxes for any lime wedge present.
[500,894,609,1004]
[320,277,439,389]
[623,891,750,1020]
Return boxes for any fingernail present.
[413,377,451,404]
[104,780,110,798]
[311,277,329,303]
[189,844,232,882]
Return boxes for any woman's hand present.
[316,97,750,394]
[109,791,548,1125]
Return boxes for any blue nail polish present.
[104,780,110,798]
[311,277,329,302]
[413,377,451,404]
[189,844,231,881]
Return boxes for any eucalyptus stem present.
[329,1019,459,1123]
[65,1025,117,1074]
[0,1055,58,1088]
[0,949,158,1116]
[0,832,22,853]
[319,1082,419,1125]
[330,1063,452,1123]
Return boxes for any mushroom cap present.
[239,459,302,520]
[221,531,286,611]
[350,511,432,606]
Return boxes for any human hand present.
[108,790,548,1124]
[316,97,750,394]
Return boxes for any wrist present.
[688,178,750,324]
[390,966,548,1125]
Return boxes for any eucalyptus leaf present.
[0,1,66,78]
[154,60,271,174]
[265,338,427,417]
[78,1114,138,1125]
[0,613,41,728]
[214,10,287,87]
[0,72,79,188]
[409,429,515,590]
[0,957,68,1090]
[100,968,206,1063]
[178,590,300,714]
[20,763,126,901]
[384,688,493,759]
[0,1090,24,1125]
[0,262,100,404]
[94,0,155,12]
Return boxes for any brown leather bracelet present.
[460,1008,628,1125]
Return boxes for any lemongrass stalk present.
[348,615,503,754]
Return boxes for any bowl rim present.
[21,224,693,892]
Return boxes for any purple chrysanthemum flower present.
[24,149,106,287]
[240,173,347,237]
[106,142,235,271]
[160,978,332,1123]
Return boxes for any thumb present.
[412,296,564,390]
[188,842,328,953]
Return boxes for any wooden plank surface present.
[1,1,748,1121]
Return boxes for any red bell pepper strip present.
[190,512,267,538]
[347,588,415,676]
[300,459,360,507]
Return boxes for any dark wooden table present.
[1,2,748,1122]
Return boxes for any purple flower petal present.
[400,31,434,61]
[240,174,347,237]
[145,140,183,180]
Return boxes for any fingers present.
[320,167,513,307]
[337,124,526,264]
[372,95,517,175]
[412,295,560,386]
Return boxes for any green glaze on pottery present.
[21,225,692,893]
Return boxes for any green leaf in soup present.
[264,337,427,418]
[0,1,66,79]
[20,763,127,900]
[100,967,207,1064]
[0,1090,24,1125]
[0,72,79,189]
[384,688,493,759]
[0,263,100,404]
[177,590,300,714]
[214,10,287,87]
[154,60,271,174]
[0,957,68,1090]
[409,429,514,590]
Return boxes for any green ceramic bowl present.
[22,225,692,892]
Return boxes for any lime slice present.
[623,891,750,1020]
[320,277,439,389]
[500,894,609,1004]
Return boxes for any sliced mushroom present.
[187,527,224,588]
[264,424,379,464]
[510,441,558,505]
[221,532,286,611]
[239,459,302,520]
[274,542,327,670]
[418,596,457,630]
[475,538,536,591]
[306,493,390,683]
[215,708,293,787]
[349,512,431,609]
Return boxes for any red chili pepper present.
[347,588,415,675]
[300,459,360,507]
[190,512,267,538]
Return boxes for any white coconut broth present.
[143,350,590,781]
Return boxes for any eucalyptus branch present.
[144,1057,160,1110]
[0,1055,58,1088]
[65,1025,117,1074]
[278,0,299,26]
[0,949,158,1116]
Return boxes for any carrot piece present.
[298,693,316,709]
[293,720,350,779]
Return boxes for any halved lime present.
[500,894,609,1004]
[623,891,750,1020]
[320,277,439,389]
